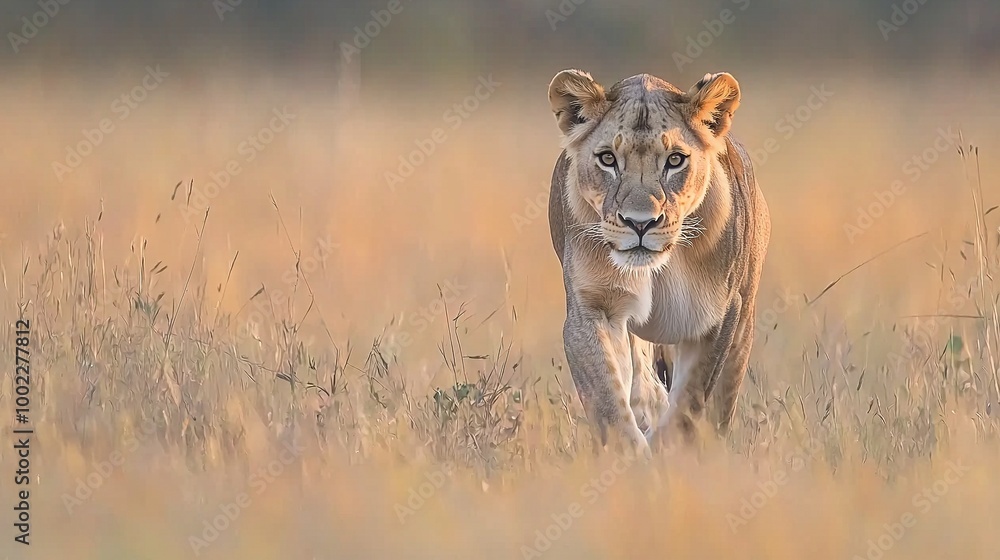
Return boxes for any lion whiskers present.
[568,222,605,245]
[676,215,705,248]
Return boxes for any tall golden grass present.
[2,70,999,559]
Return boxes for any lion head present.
[547,70,741,271]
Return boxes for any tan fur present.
[546,70,770,457]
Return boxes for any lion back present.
[720,136,771,297]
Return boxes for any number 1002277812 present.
[14,319,30,424]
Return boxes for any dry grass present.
[2,71,1000,559]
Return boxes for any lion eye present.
[598,152,617,168]
[667,153,686,168]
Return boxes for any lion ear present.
[548,69,610,136]
[686,72,741,137]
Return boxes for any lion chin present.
[610,246,672,271]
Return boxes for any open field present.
[2,60,1000,559]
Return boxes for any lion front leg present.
[564,308,650,459]
[654,297,742,449]
[628,334,670,440]
[710,294,755,435]
[651,337,712,449]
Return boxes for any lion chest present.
[630,261,729,344]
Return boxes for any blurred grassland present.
[2,65,1000,559]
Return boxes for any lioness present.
[546,70,770,456]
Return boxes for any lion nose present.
[618,213,664,239]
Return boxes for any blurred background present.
[2,1,1000,558]
[3,0,999,365]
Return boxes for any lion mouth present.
[622,246,654,254]
[610,245,673,270]
[619,243,672,254]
